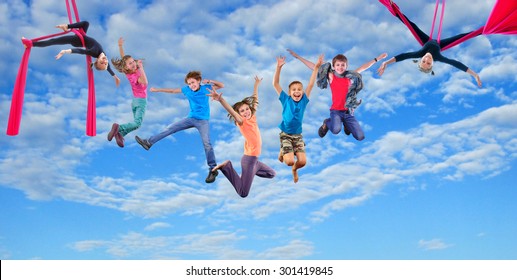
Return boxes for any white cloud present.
[1,0,516,260]
[418,238,453,251]
[144,222,172,231]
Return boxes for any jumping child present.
[209,76,275,197]
[108,37,148,147]
[273,54,323,183]
[134,71,223,183]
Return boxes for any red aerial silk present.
[483,0,517,35]
[7,0,96,136]
[378,0,516,51]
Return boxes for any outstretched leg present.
[439,27,484,51]
[379,0,430,45]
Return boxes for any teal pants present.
[119,98,147,137]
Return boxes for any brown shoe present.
[114,132,124,148]
[107,123,119,141]
[318,121,329,138]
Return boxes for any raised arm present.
[287,49,316,70]
[203,79,224,90]
[305,54,324,98]
[149,87,182,94]
[137,60,148,86]
[273,56,286,95]
[207,88,243,125]
[355,52,388,73]
[377,56,397,76]
[252,75,262,102]
[118,37,126,58]
[467,68,482,88]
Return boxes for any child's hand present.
[254,75,263,84]
[150,87,158,92]
[287,49,298,59]
[315,54,324,67]
[377,53,388,61]
[276,56,286,67]
[207,88,222,101]
[118,37,124,47]
[114,76,121,87]
[377,62,387,76]
[475,74,482,88]
[137,59,144,69]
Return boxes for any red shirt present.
[329,75,350,111]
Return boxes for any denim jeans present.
[324,110,365,141]
[119,98,146,137]
[148,117,217,169]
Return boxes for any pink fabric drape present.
[483,0,517,35]
[7,0,96,136]
[379,0,516,50]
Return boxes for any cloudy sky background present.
[0,0,516,259]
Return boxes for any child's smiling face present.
[333,60,347,75]
[186,77,201,91]
[289,82,304,102]
[238,104,252,119]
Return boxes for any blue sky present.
[0,0,516,260]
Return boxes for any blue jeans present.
[119,98,146,137]
[148,117,217,169]
[324,110,365,141]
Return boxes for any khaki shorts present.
[280,132,305,155]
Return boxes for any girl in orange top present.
[208,76,275,198]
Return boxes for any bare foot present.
[212,160,229,172]
[56,24,69,32]
[278,151,284,163]
[292,165,299,183]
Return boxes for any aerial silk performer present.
[377,0,517,87]
[7,0,120,136]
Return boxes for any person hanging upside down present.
[377,0,482,87]
[22,21,120,86]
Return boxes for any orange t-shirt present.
[238,114,261,156]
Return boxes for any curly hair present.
[229,96,259,124]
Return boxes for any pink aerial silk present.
[7,0,96,136]
[428,0,446,44]
[483,0,517,35]
[378,0,516,52]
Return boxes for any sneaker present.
[107,123,119,141]
[205,170,218,183]
[344,124,351,136]
[115,132,124,148]
[318,121,329,138]
[135,135,151,150]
